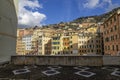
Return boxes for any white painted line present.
[42,69,60,76]
[75,71,96,77]
[13,68,31,75]
[111,71,120,77]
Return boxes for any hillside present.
[72,7,120,23]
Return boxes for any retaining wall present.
[11,55,120,66]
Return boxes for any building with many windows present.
[103,9,120,55]
[78,32,103,55]
[69,33,78,54]
[62,33,70,54]
[51,33,62,55]
[22,34,33,54]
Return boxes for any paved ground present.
[0,64,120,80]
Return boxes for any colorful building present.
[51,33,62,55]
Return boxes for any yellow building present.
[69,33,78,54]
[16,28,26,55]
[51,33,62,55]
[16,37,25,55]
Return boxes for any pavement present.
[0,64,120,80]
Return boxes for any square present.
[42,70,60,76]
[111,71,120,77]
[12,69,31,75]
[75,71,96,77]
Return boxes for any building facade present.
[78,32,103,55]
[51,33,62,55]
[22,34,33,54]
[103,9,120,55]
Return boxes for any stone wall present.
[103,56,120,65]
[11,55,103,66]
[11,55,120,66]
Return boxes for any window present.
[110,19,112,24]
[79,50,81,52]
[108,46,110,50]
[114,25,117,31]
[96,45,99,48]
[105,37,109,42]
[116,45,119,51]
[110,28,113,32]
[115,35,117,39]
[105,46,107,50]
[97,50,99,52]
[114,16,116,22]
[89,45,91,48]
[91,49,93,52]
[112,45,114,51]
[113,36,114,40]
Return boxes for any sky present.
[18,0,120,28]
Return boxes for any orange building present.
[103,9,120,55]
[62,36,70,54]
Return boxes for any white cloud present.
[106,3,119,12]
[18,0,46,27]
[101,0,119,12]
[83,0,119,11]
[83,0,99,9]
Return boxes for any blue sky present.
[18,0,120,27]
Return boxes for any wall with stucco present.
[0,0,18,63]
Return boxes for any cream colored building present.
[69,33,78,54]
[38,33,51,55]
[33,28,54,55]
[16,37,25,55]
[51,33,63,55]
[16,29,25,55]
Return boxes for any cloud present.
[106,4,119,12]
[83,0,99,9]
[18,0,46,27]
[102,0,119,12]
[83,0,119,11]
